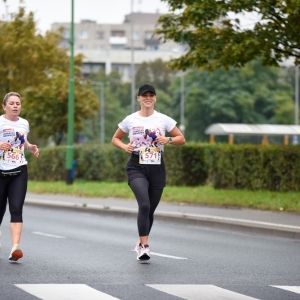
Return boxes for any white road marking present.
[15,284,120,300]
[131,249,187,260]
[271,286,300,294]
[32,231,66,239]
[146,284,260,300]
[14,284,300,299]
[150,251,187,259]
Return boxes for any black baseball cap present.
[137,84,156,96]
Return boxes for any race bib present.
[139,147,161,165]
[1,148,24,165]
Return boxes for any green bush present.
[164,144,208,186]
[26,143,300,191]
[26,146,67,181]
[206,144,300,191]
[26,143,208,186]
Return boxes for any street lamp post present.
[293,65,299,145]
[295,65,299,125]
[66,0,75,184]
[180,70,185,135]
[130,0,136,113]
[179,44,186,135]
[91,81,105,144]
[3,0,8,20]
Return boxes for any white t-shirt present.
[118,111,177,152]
[0,115,29,170]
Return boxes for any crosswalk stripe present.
[146,284,260,300]
[271,286,300,294]
[14,284,300,299]
[15,284,120,300]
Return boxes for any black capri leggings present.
[0,165,28,224]
[126,154,165,236]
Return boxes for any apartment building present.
[51,13,180,81]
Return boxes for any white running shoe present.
[135,241,141,258]
[9,245,23,262]
[138,244,150,261]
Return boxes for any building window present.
[145,31,154,40]
[63,30,70,39]
[132,31,139,40]
[79,30,88,39]
[146,45,159,51]
[97,31,104,39]
[59,41,69,49]
[78,44,88,50]
[112,65,127,77]
[95,45,104,50]
[111,30,125,37]
[111,44,125,50]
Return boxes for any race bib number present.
[1,148,24,165]
[139,147,161,165]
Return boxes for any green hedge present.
[26,143,300,191]
[26,144,208,186]
[206,144,300,191]
[163,144,208,186]
[27,145,127,182]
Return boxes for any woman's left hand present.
[28,144,39,157]
[155,136,169,145]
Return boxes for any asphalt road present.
[0,205,299,300]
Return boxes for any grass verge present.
[28,181,300,213]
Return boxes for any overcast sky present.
[1,0,170,32]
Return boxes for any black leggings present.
[0,165,28,224]
[129,177,163,236]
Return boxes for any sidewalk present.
[25,192,300,241]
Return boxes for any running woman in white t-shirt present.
[112,84,186,261]
[0,92,39,262]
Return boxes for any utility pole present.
[179,44,185,135]
[91,81,105,144]
[180,70,185,135]
[293,65,299,145]
[3,0,8,20]
[294,65,299,144]
[130,0,136,113]
[66,0,75,184]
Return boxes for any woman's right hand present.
[124,141,135,153]
[0,142,12,151]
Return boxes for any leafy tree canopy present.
[156,0,300,71]
[82,71,129,144]
[170,60,294,141]
[0,7,99,145]
[135,58,175,93]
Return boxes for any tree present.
[156,0,300,71]
[23,69,99,145]
[170,60,294,142]
[80,71,131,144]
[0,7,99,145]
[135,59,175,93]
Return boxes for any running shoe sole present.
[137,253,150,261]
[9,249,23,262]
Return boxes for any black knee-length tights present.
[129,177,163,236]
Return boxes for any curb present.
[25,199,300,241]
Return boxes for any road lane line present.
[32,231,66,239]
[15,284,120,300]
[131,250,187,259]
[150,252,187,259]
[271,286,300,294]
[146,284,259,300]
